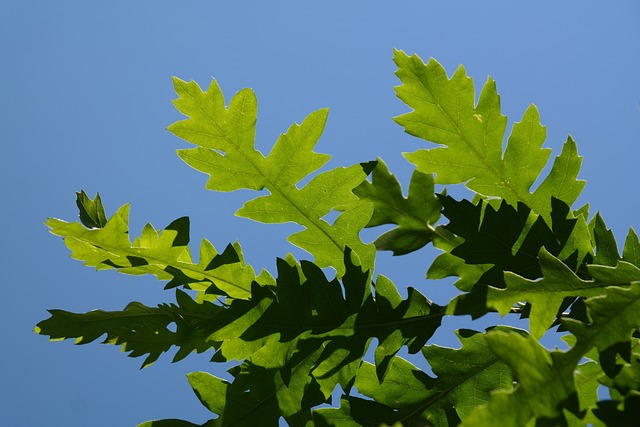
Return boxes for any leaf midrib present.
[178,80,357,265]
[403,59,532,207]
[65,234,250,296]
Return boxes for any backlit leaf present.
[169,78,375,275]
[395,50,585,221]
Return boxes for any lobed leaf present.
[169,78,376,275]
[394,49,585,221]
[441,195,594,324]
[461,329,581,426]
[352,158,442,255]
[362,328,514,423]
[491,249,607,339]
[35,290,222,368]
[207,250,444,394]
[563,283,640,356]
[134,249,445,425]
[75,190,108,228]
[46,193,257,299]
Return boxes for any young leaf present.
[394,49,585,221]
[590,213,620,266]
[169,78,376,275]
[622,227,640,267]
[75,190,108,229]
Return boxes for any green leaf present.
[47,201,257,299]
[179,350,327,427]
[490,249,608,339]
[207,249,444,397]
[439,195,586,289]
[592,393,640,426]
[563,283,640,355]
[35,290,222,368]
[313,397,398,427]
[187,371,229,415]
[394,50,585,221]
[169,78,375,275]
[591,213,620,266]
[138,419,214,427]
[421,328,515,419]
[427,250,492,293]
[623,227,640,267]
[461,329,580,426]
[358,328,514,423]
[352,158,441,255]
[75,190,108,229]
[598,337,640,399]
[185,365,282,426]
[317,328,514,426]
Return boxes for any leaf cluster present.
[36,50,640,426]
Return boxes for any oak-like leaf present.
[169,78,376,275]
[394,49,585,221]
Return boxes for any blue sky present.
[1,1,639,426]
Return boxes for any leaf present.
[421,328,516,419]
[75,190,107,229]
[490,249,609,339]
[168,348,328,427]
[439,195,587,290]
[394,50,585,221]
[138,419,214,427]
[427,250,492,293]
[598,337,640,399]
[184,366,282,426]
[35,290,222,368]
[592,393,640,426]
[461,329,580,426]
[206,249,444,397]
[590,213,620,266]
[359,328,514,423]
[312,397,399,427]
[169,78,376,275]
[563,283,640,355]
[47,199,257,299]
[623,227,640,267]
[352,158,441,255]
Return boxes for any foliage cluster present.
[37,50,640,426]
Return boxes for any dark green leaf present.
[353,158,441,255]
[75,190,108,229]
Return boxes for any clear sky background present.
[1,1,639,426]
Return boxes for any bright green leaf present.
[47,201,256,299]
[169,78,375,275]
[394,50,584,221]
